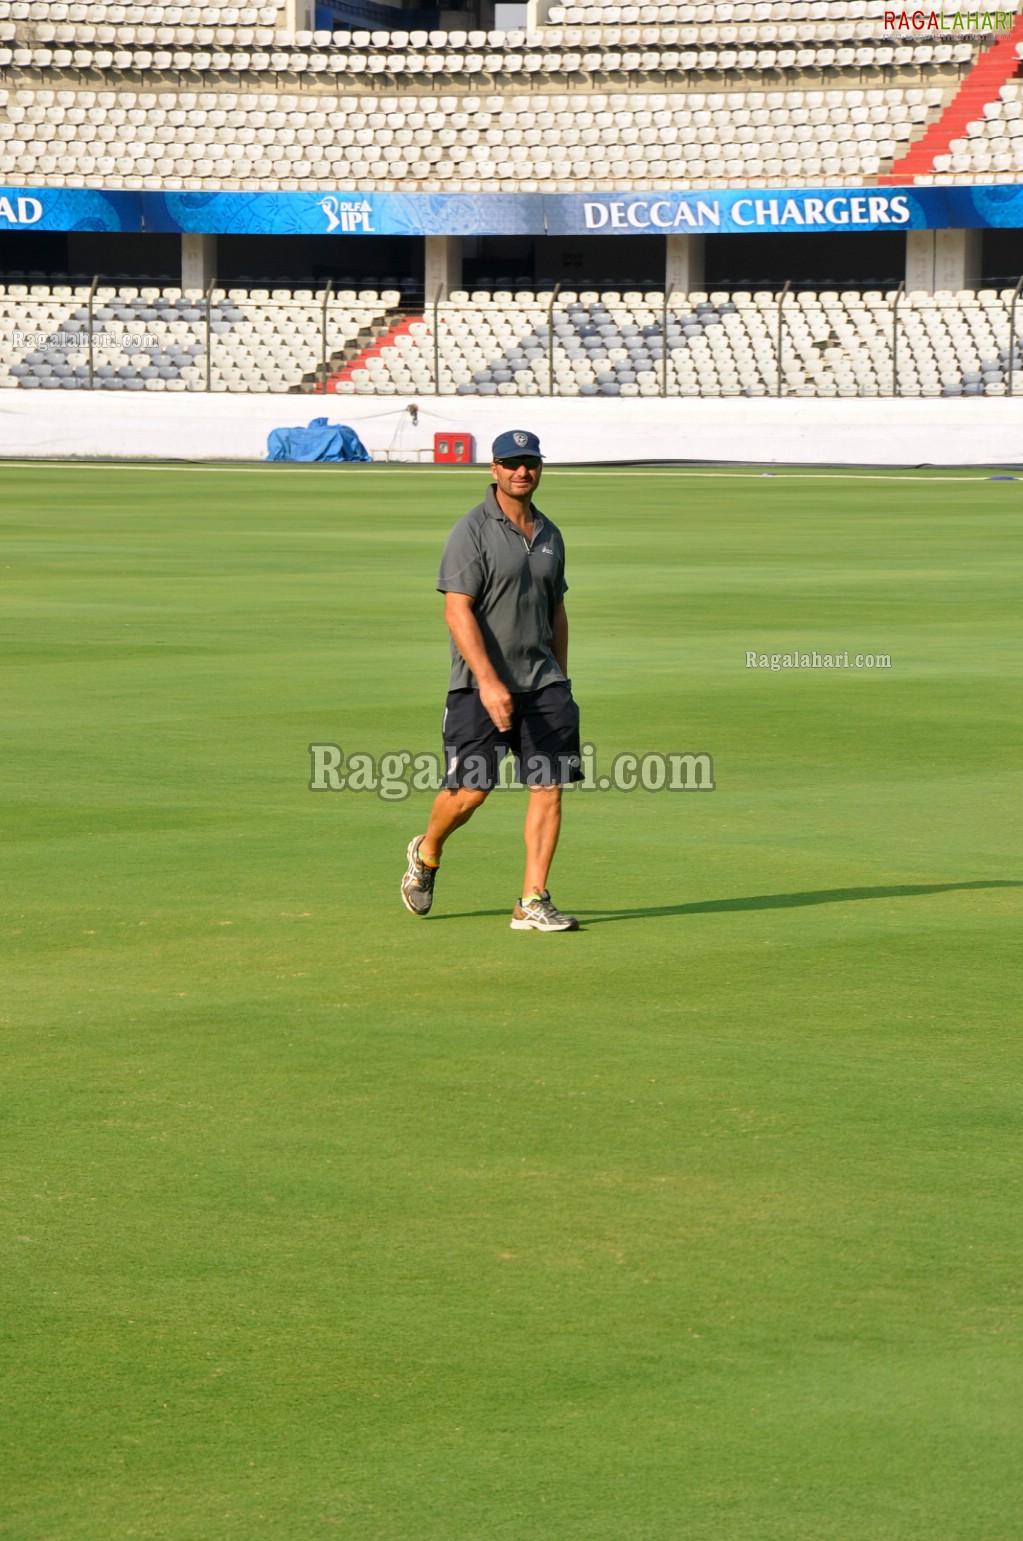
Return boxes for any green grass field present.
[3,461,1021,1541]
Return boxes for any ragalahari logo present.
[883,9,1016,29]
[319,197,374,233]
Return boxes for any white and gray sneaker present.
[509,890,579,932]
[401,835,437,916]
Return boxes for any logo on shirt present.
[539,545,555,555]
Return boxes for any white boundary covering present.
[1,389,1023,466]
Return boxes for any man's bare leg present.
[522,785,563,897]
[419,787,489,866]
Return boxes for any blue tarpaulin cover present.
[266,417,372,463]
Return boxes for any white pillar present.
[905,229,934,293]
[905,228,981,293]
[665,233,705,295]
[181,233,217,292]
[935,227,981,292]
[283,0,314,29]
[425,235,461,301]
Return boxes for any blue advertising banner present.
[543,185,1023,234]
[4,183,1023,236]
[0,187,139,231]
[943,182,1023,230]
[141,184,1023,236]
[140,190,545,236]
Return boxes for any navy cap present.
[492,429,543,462]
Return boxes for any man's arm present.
[444,591,513,732]
[552,602,569,679]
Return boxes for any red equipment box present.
[434,432,475,464]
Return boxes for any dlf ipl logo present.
[319,197,374,233]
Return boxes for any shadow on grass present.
[430,880,1022,925]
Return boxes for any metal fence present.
[4,277,1023,398]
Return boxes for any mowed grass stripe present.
[2,465,1020,1541]
[1,456,1015,481]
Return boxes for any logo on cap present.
[513,432,528,447]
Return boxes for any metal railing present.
[776,280,791,399]
[1008,274,1023,398]
[892,279,905,399]
[6,277,1022,400]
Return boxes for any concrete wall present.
[905,229,983,294]
[2,389,1022,466]
[180,233,217,292]
[424,236,462,302]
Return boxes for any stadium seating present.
[0,0,997,195]
[922,81,1023,181]
[0,31,976,78]
[0,0,980,82]
[2,281,1020,399]
[0,85,954,190]
[0,0,1017,401]
[0,280,406,392]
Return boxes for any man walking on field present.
[401,429,583,931]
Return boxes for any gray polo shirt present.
[437,484,569,693]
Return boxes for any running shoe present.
[509,890,579,931]
[401,835,437,916]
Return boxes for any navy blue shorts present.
[442,681,583,791]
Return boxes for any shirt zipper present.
[512,517,539,552]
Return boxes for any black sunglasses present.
[495,456,542,470]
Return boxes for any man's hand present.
[479,679,514,733]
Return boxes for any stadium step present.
[289,309,407,394]
[879,15,1023,183]
[322,311,426,392]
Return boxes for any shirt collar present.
[484,484,543,529]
